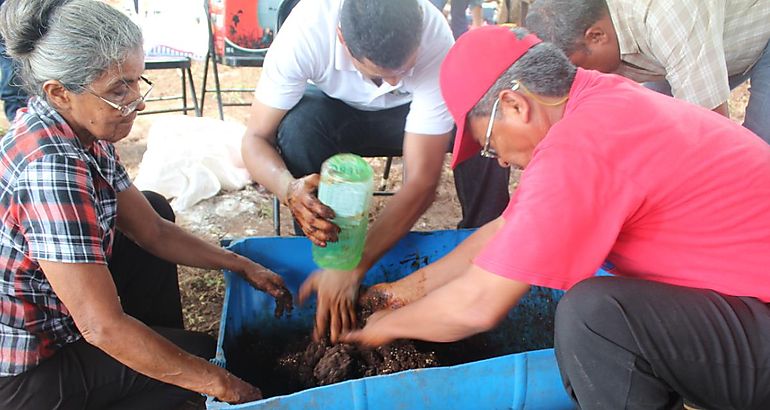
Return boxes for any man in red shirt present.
[345,26,770,409]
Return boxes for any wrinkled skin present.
[218,373,263,404]
[241,263,294,318]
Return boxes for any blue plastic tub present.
[207,230,576,409]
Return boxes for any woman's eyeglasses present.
[88,76,154,117]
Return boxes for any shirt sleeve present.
[403,5,456,136]
[645,1,729,109]
[14,155,107,264]
[474,143,644,290]
[254,0,320,110]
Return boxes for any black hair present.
[339,0,424,70]
[525,0,609,56]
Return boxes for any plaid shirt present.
[608,0,770,110]
[0,98,131,376]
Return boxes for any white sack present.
[133,116,252,211]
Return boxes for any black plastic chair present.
[142,55,201,116]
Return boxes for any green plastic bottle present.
[312,154,374,271]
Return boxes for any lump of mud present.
[314,344,355,385]
[276,338,438,388]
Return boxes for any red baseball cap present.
[440,26,542,168]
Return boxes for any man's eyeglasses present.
[481,96,502,159]
[481,82,524,159]
[480,80,568,159]
[88,76,154,117]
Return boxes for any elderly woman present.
[0,0,292,408]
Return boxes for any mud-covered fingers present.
[236,384,262,403]
[271,276,294,316]
[221,373,263,403]
[272,289,293,318]
[307,217,339,243]
[302,193,336,220]
[300,197,339,242]
[291,206,335,246]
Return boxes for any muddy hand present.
[285,174,339,246]
[358,282,410,313]
[298,269,361,343]
[217,372,262,404]
[242,263,293,318]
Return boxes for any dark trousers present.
[450,0,471,40]
[555,276,770,410]
[0,39,28,122]
[0,192,215,410]
[276,89,510,232]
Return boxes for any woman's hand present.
[240,262,293,318]
[215,371,263,404]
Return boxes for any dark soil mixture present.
[227,330,511,399]
[224,286,559,399]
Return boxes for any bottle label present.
[318,181,370,218]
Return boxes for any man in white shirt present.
[241,0,509,342]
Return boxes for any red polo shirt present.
[475,69,770,301]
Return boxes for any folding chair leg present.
[273,196,282,236]
[204,0,224,121]
[186,67,201,117]
[383,157,393,180]
[181,68,188,115]
[379,156,393,191]
[201,50,210,114]
[211,53,225,121]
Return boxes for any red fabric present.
[475,69,770,301]
[439,26,541,168]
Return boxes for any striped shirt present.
[608,0,770,109]
[0,98,131,376]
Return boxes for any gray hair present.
[469,27,577,118]
[524,0,608,56]
[0,0,143,98]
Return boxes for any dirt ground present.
[0,63,750,337]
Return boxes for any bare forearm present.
[86,314,228,397]
[372,270,528,343]
[242,134,295,202]
[140,221,251,273]
[389,217,505,300]
[358,182,437,274]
